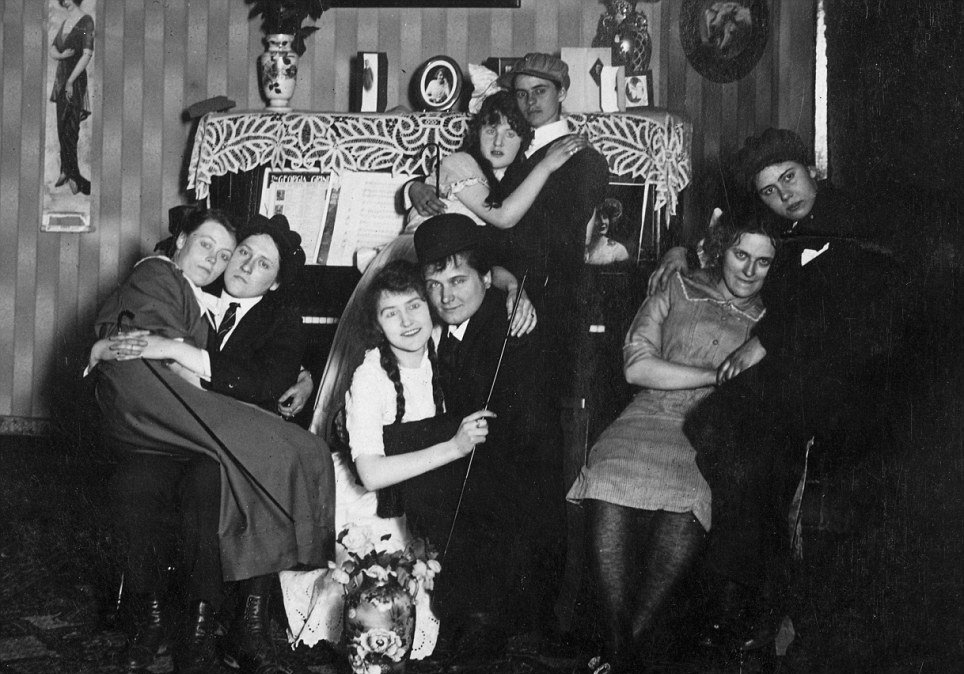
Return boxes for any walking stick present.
[441,272,528,559]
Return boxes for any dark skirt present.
[96,359,335,582]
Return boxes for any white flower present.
[327,561,351,585]
[356,628,405,661]
[363,564,390,583]
[340,524,376,557]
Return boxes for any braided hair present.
[364,260,446,424]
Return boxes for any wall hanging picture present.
[411,56,463,112]
[42,0,98,232]
[679,0,769,84]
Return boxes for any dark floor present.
[0,433,816,674]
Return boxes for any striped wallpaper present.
[0,0,814,426]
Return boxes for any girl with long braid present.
[280,260,492,657]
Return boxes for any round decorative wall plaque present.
[679,0,769,84]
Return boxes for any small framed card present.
[624,70,654,109]
[482,57,520,78]
[352,52,388,112]
[560,47,611,113]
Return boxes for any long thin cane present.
[441,272,528,559]
[116,311,294,523]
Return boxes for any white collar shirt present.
[212,291,263,349]
[525,118,571,158]
[447,320,470,341]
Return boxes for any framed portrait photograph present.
[412,56,463,112]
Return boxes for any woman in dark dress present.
[49,0,93,195]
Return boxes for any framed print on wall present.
[42,0,98,232]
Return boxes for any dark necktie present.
[211,302,239,351]
[438,329,461,379]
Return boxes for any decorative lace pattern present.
[444,175,486,198]
[187,111,691,214]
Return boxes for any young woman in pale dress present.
[282,261,493,657]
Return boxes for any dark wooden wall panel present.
[0,0,815,423]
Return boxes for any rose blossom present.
[340,524,375,557]
[359,628,404,661]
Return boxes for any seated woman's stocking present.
[630,510,705,643]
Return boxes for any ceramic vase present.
[343,576,415,674]
[259,33,299,112]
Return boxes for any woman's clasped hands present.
[90,329,151,365]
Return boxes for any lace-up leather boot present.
[174,600,218,674]
[224,576,304,674]
[124,592,169,671]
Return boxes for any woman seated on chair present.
[566,208,781,673]
[280,260,493,658]
[90,209,334,674]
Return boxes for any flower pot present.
[259,33,299,112]
[343,575,415,674]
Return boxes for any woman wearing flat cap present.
[89,209,332,674]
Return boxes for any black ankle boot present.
[124,593,169,671]
[224,578,303,674]
[174,600,218,674]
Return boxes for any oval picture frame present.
[412,56,463,112]
[679,0,769,84]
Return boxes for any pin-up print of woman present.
[49,0,94,196]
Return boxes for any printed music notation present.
[260,170,413,267]
[321,171,412,267]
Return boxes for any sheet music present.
[260,171,332,265]
[323,171,411,267]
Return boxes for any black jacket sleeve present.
[205,297,306,410]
